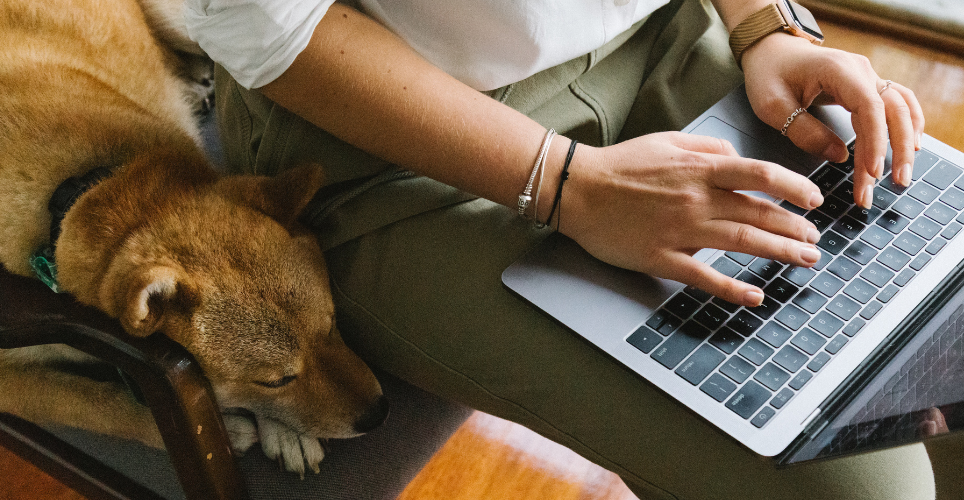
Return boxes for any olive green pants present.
[214,0,939,497]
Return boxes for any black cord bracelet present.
[543,139,577,230]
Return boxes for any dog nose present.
[354,395,390,434]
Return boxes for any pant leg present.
[215,0,937,497]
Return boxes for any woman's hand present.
[741,32,925,208]
[560,132,824,307]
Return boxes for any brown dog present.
[0,0,386,476]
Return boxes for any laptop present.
[502,84,964,465]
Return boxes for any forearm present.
[259,4,569,221]
[709,0,773,31]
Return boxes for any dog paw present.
[179,53,215,115]
[222,414,258,454]
[257,417,325,479]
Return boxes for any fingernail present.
[745,289,764,307]
[916,133,922,151]
[809,191,824,209]
[806,227,821,244]
[862,184,875,209]
[823,143,849,163]
[875,156,886,179]
[900,163,912,187]
[800,245,821,264]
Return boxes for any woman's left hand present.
[741,32,925,208]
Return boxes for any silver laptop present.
[502,84,964,465]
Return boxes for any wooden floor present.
[3,20,964,500]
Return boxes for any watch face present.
[785,0,825,40]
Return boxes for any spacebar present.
[651,322,711,369]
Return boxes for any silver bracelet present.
[518,129,556,217]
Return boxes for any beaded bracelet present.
[542,139,578,230]
[518,129,556,218]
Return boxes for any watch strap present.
[729,3,787,69]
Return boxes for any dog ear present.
[245,164,325,228]
[120,266,184,338]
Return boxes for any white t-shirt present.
[184,0,669,90]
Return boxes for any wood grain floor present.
[3,20,964,500]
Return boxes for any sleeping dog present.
[0,0,387,476]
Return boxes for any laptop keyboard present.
[628,142,964,428]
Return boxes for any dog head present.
[89,163,387,439]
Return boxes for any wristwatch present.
[729,0,824,68]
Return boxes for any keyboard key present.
[726,310,764,336]
[877,246,911,272]
[627,326,663,354]
[844,240,877,265]
[915,149,941,179]
[925,202,957,225]
[926,238,947,255]
[877,210,911,234]
[860,224,895,249]
[646,310,669,330]
[789,370,814,390]
[812,272,845,297]
[773,346,808,373]
[747,295,781,320]
[720,355,756,384]
[860,300,884,320]
[940,188,964,211]
[710,327,744,354]
[701,373,737,402]
[780,200,808,215]
[711,256,742,278]
[847,205,882,225]
[683,285,713,303]
[782,266,817,287]
[651,321,711,369]
[818,230,848,255]
[724,251,755,266]
[771,388,795,409]
[872,187,898,210]
[749,258,784,281]
[806,210,834,233]
[893,232,926,256]
[792,287,828,314]
[727,381,772,419]
[754,362,792,391]
[879,175,908,195]
[736,270,766,288]
[825,334,849,354]
[819,195,851,219]
[828,256,861,281]
[757,322,794,348]
[814,248,833,271]
[860,262,895,288]
[809,310,844,337]
[665,294,703,319]
[923,160,963,190]
[712,298,741,313]
[775,304,809,331]
[739,338,775,366]
[894,268,916,287]
[893,197,926,219]
[833,180,855,201]
[763,278,799,303]
[876,284,900,303]
[676,345,727,385]
[843,318,866,337]
[909,217,941,240]
[844,278,878,304]
[831,216,865,240]
[657,313,683,335]
[694,303,729,330]
[910,253,931,271]
[907,182,941,205]
[808,351,832,372]
[791,328,827,355]
[827,295,861,320]
[942,222,963,240]
[811,166,847,193]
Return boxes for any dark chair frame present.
[0,269,249,500]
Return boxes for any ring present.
[878,79,894,95]
[781,108,807,136]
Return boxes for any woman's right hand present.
[560,131,825,308]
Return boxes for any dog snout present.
[354,395,390,434]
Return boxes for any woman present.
[186,0,935,497]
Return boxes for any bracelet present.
[519,129,556,217]
[543,139,577,230]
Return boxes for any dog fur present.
[0,0,386,476]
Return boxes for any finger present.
[707,156,824,211]
[659,252,764,307]
[880,83,916,187]
[708,191,820,244]
[781,109,850,163]
[698,220,822,268]
[852,161,877,208]
[889,83,925,150]
[667,131,742,158]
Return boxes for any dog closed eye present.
[255,375,297,388]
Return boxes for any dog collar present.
[30,167,114,292]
